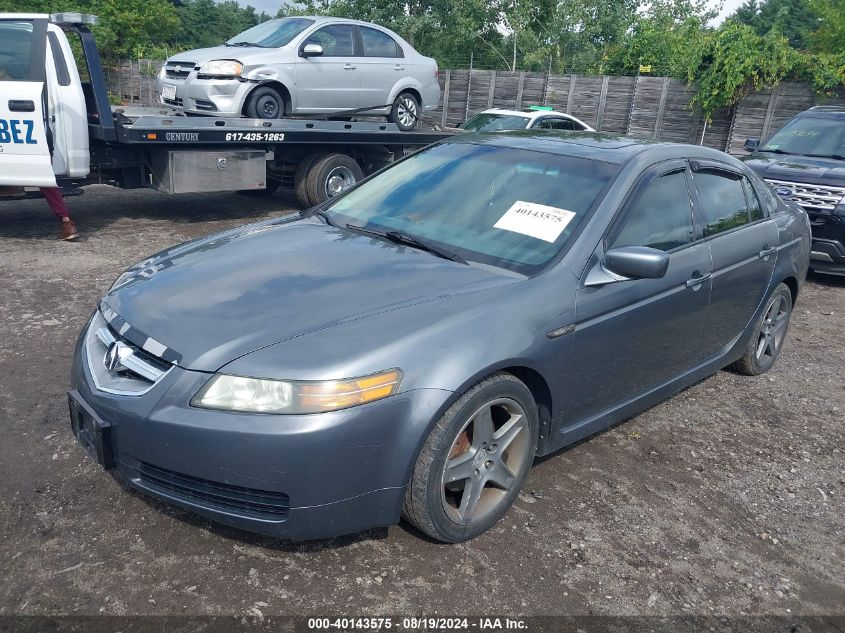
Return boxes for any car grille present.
[162,97,184,107]
[765,178,845,213]
[164,60,195,80]
[85,310,172,396]
[139,462,290,520]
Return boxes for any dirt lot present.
[0,186,843,621]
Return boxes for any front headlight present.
[191,369,402,414]
[198,59,243,78]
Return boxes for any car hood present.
[743,153,845,186]
[102,217,514,372]
[167,45,291,66]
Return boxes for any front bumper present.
[70,333,452,540]
[158,76,251,117]
[808,211,845,275]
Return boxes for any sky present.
[233,0,747,25]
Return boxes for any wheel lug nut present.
[484,460,494,470]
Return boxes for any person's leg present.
[40,187,79,240]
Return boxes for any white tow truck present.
[0,12,451,207]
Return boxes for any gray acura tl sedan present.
[69,133,810,543]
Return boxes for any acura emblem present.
[104,341,132,372]
[775,187,792,197]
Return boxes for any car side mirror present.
[744,138,760,151]
[301,43,323,58]
[605,246,669,279]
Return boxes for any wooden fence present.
[107,60,844,156]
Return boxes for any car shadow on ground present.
[0,187,302,241]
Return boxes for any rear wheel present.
[304,153,363,206]
[244,86,285,120]
[731,282,793,375]
[389,92,420,131]
[294,153,325,208]
[402,372,538,543]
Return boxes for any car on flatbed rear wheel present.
[70,132,810,543]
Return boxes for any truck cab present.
[0,13,93,187]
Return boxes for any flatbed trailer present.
[0,12,453,208]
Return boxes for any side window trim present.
[603,160,694,253]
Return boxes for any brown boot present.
[60,218,79,241]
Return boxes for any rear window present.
[360,27,401,58]
[0,21,33,81]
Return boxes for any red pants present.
[40,187,70,219]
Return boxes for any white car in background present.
[461,108,594,132]
[158,16,440,130]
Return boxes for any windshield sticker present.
[494,201,576,243]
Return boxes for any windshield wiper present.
[758,147,796,155]
[224,41,269,47]
[302,207,338,228]
[345,224,468,264]
[802,153,845,161]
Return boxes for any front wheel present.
[731,282,793,375]
[389,92,420,131]
[402,372,538,543]
[244,86,285,120]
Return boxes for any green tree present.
[731,0,820,49]
[805,0,845,54]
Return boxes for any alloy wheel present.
[440,398,531,526]
[755,293,790,365]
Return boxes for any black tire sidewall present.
[421,376,538,543]
[246,87,284,120]
[390,92,420,131]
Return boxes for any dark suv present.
[743,106,845,275]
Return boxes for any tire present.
[402,372,539,543]
[730,282,793,376]
[244,86,285,120]
[304,153,363,206]
[294,153,326,209]
[389,92,420,131]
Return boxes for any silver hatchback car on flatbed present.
[157,16,440,130]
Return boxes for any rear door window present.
[360,27,401,57]
[611,170,695,252]
[694,170,750,237]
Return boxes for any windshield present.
[760,114,845,159]
[325,141,618,274]
[461,113,531,132]
[226,18,314,47]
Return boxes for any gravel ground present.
[0,186,843,620]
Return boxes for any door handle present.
[758,245,777,259]
[343,64,356,70]
[394,64,406,70]
[685,272,711,288]
[8,100,35,112]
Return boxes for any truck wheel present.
[389,92,420,131]
[402,372,539,543]
[245,86,285,120]
[294,153,325,209]
[305,154,363,206]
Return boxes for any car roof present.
[451,131,737,166]
[294,15,398,29]
[479,108,575,121]
[804,106,845,118]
